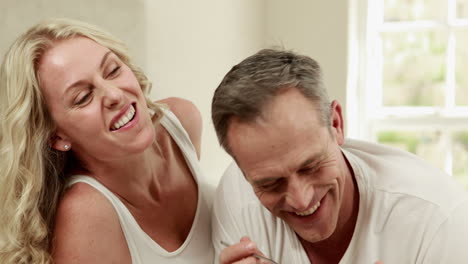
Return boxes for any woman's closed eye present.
[106,65,121,78]
[74,89,93,105]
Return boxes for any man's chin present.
[293,223,335,244]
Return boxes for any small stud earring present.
[64,145,70,150]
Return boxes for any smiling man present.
[211,49,468,264]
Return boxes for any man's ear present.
[330,100,345,146]
[50,132,72,152]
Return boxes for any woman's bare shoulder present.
[157,97,202,158]
[52,183,131,263]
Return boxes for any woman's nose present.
[100,81,124,109]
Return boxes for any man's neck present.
[300,156,360,264]
[300,208,357,264]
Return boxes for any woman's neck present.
[76,143,168,206]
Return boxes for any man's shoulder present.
[213,161,273,229]
[343,141,468,263]
[343,139,467,215]
[212,162,298,262]
[215,162,259,208]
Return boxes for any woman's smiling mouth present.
[110,104,136,131]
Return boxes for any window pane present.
[377,130,445,169]
[384,0,446,21]
[455,30,468,106]
[453,132,468,189]
[382,31,447,106]
[457,0,468,19]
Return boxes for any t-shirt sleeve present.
[211,162,249,264]
[419,199,468,263]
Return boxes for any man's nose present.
[285,177,314,212]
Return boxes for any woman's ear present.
[50,133,72,152]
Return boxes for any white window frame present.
[347,0,468,175]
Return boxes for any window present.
[348,0,468,188]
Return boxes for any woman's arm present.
[52,183,131,264]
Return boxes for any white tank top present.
[67,109,214,264]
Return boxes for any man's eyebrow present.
[299,150,326,169]
[253,176,281,187]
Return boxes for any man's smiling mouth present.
[295,201,321,216]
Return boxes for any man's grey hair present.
[211,48,331,154]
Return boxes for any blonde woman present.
[0,18,213,264]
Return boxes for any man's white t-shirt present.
[212,139,468,263]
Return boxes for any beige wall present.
[0,0,147,67]
[265,0,349,118]
[0,1,349,186]
[145,0,266,186]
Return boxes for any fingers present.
[239,236,252,243]
[219,237,265,264]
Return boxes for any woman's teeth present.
[111,105,135,130]
[295,201,321,216]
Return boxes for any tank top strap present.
[66,175,144,264]
[159,108,206,184]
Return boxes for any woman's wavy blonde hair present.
[0,18,163,263]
